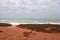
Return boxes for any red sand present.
[0,26,60,40]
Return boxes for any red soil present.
[0,26,60,40]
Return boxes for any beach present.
[0,23,60,40]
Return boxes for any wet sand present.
[0,25,60,40]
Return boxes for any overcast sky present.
[0,0,60,19]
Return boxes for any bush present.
[0,23,12,27]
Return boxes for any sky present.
[0,0,60,19]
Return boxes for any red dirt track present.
[0,26,60,40]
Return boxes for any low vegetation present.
[16,24,60,33]
[0,23,12,27]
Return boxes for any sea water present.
[0,18,60,25]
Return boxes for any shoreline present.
[1,22,60,25]
[0,23,60,33]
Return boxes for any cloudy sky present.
[0,0,60,19]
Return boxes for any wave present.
[0,20,60,25]
[8,22,60,26]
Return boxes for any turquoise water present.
[0,18,60,23]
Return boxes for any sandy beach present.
[0,24,60,40]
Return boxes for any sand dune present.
[0,25,60,40]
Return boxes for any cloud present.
[0,0,60,19]
[0,0,60,9]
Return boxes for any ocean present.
[0,18,60,25]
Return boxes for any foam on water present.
[9,22,20,25]
[0,19,60,25]
[9,22,60,25]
